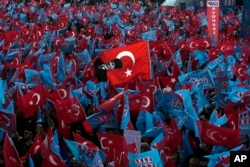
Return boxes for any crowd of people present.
[0,0,250,167]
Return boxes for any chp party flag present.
[128,149,163,167]
[97,41,152,86]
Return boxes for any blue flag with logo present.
[37,52,56,69]
[128,149,163,167]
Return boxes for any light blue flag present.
[92,151,104,167]
[198,12,208,27]
[214,114,228,127]
[225,86,249,102]
[64,139,81,162]
[87,109,119,132]
[149,132,164,149]
[136,111,153,134]
[37,52,56,69]
[0,99,14,114]
[141,30,157,41]
[205,144,243,167]
[73,87,91,108]
[120,92,130,130]
[0,128,5,142]
[179,131,194,166]
[193,50,209,67]
[50,130,63,160]
[74,49,91,69]
[0,79,5,105]
[57,54,66,84]
[29,155,35,167]
[128,149,163,167]
[40,64,56,89]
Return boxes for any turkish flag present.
[15,84,45,118]
[231,63,250,82]
[40,142,67,167]
[158,76,178,92]
[0,111,16,133]
[54,92,86,124]
[97,132,128,163]
[3,133,23,167]
[198,120,240,148]
[99,41,152,86]
[128,92,154,118]
[21,134,43,161]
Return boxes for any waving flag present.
[87,110,118,132]
[97,132,128,164]
[37,52,56,69]
[198,120,240,148]
[40,142,67,167]
[15,84,45,118]
[128,149,163,167]
[97,41,151,86]
[73,49,91,70]
[3,133,23,167]
[0,109,16,133]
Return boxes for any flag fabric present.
[0,109,16,133]
[40,142,67,167]
[86,109,119,132]
[3,133,23,167]
[198,120,240,148]
[15,84,45,118]
[238,107,250,135]
[97,132,128,164]
[98,41,152,86]
[128,149,163,167]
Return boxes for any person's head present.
[36,121,48,138]
[23,128,33,140]
[189,157,200,167]
[140,142,150,152]
[199,157,209,167]
[172,150,180,165]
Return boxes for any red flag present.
[97,92,123,112]
[128,92,154,118]
[21,134,43,161]
[0,111,16,133]
[158,76,178,92]
[54,92,86,124]
[73,133,99,152]
[97,132,128,163]
[231,63,250,82]
[40,142,67,167]
[136,77,160,95]
[3,133,23,167]
[15,84,45,118]
[198,120,240,148]
[99,41,152,86]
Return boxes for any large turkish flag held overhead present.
[99,41,152,86]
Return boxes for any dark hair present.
[111,58,123,68]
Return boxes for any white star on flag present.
[125,69,132,77]
[171,78,176,83]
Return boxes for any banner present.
[206,0,220,44]
[241,0,250,38]
[193,0,206,11]
[221,0,235,13]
